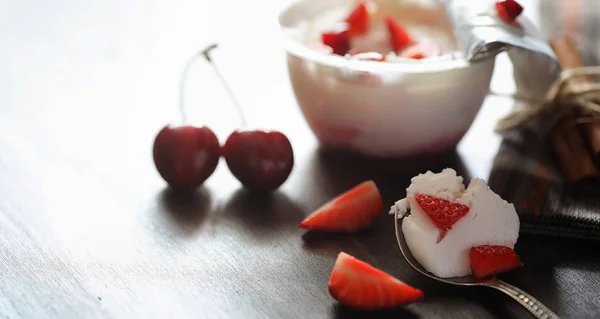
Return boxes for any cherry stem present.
[179,48,204,125]
[201,43,248,128]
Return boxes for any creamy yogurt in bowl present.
[279,0,496,157]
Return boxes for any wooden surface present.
[1,0,599,318]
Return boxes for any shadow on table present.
[157,186,212,236]
[305,147,471,207]
[219,188,305,241]
[507,233,600,316]
[300,228,381,259]
[419,283,526,319]
[332,304,419,319]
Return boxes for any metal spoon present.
[394,211,560,319]
[442,0,562,101]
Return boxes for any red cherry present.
[222,130,294,191]
[153,125,221,189]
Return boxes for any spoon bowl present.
[394,210,560,319]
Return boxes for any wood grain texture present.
[1,0,599,318]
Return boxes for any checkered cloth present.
[489,129,600,240]
[488,0,600,241]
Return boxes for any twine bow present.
[495,66,600,134]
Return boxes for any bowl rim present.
[277,0,487,74]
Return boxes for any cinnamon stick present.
[549,35,598,182]
[551,35,591,86]
[552,118,598,182]
[553,35,600,161]
[584,123,600,163]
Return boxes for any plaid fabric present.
[489,0,600,240]
[489,129,600,240]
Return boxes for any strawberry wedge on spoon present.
[299,181,383,232]
[413,193,470,242]
[329,252,424,310]
[470,245,523,280]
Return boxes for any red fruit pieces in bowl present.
[414,194,470,232]
[495,0,524,24]
[329,252,424,310]
[385,16,413,54]
[470,245,523,280]
[322,1,373,55]
[345,1,371,36]
[299,181,383,232]
[322,29,351,56]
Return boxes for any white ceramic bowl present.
[278,0,496,157]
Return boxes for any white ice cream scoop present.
[394,209,559,319]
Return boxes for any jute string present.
[495,66,600,134]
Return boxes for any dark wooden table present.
[1,0,599,318]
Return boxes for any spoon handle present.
[487,280,559,319]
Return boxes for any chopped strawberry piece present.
[414,194,469,241]
[345,1,371,36]
[470,245,523,280]
[329,252,424,310]
[385,16,413,53]
[495,0,523,24]
[322,28,351,56]
[400,43,440,60]
[299,181,383,232]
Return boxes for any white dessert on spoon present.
[390,168,520,278]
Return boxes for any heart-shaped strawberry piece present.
[414,194,470,240]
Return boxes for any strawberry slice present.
[329,252,424,310]
[385,16,413,53]
[299,181,383,232]
[470,245,523,280]
[345,1,371,36]
[414,193,469,242]
[495,0,523,24]
[322,27,351,56]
